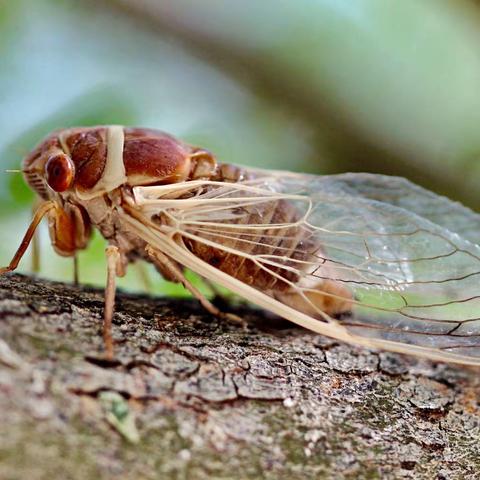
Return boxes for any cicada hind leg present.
[145,246,246,328]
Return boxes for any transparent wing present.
[124,170,480,364]
[316,172,480,244]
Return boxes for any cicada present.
[3,125,480,365]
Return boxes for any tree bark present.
[0,273,479,479]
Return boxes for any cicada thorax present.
[58,127,195,193]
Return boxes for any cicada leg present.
[201,277,231,302]
[73,254,79,286]
[47,203,92,284]
[145,246,246,328]
[31,231,40,273]
[30,199,43,274]
[103,245,126,359]
[0,201,57,275]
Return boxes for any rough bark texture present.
[0,273,479,479]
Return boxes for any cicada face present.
[22,127,99,256]
[22,129,75,201]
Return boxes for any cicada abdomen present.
[5,125,480,365]
[177,165,353,319]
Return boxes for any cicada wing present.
[247,169,480,244]
[124,169,480,365]
[307,172,480,245]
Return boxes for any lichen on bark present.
[0,273,479,479]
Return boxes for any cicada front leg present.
[47,203,92,285]
[0,201,57,275]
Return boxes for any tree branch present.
[0,273,479,478]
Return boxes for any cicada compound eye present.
[45,153,75,192]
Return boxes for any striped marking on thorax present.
[76,125,126,200]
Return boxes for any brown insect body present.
[22,126,346,320]
[11,125,480,365]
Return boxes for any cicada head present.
[22,131,65,200]
[21,127,105,256]
[22,127,109,200]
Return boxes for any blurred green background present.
[2,0,480,295]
